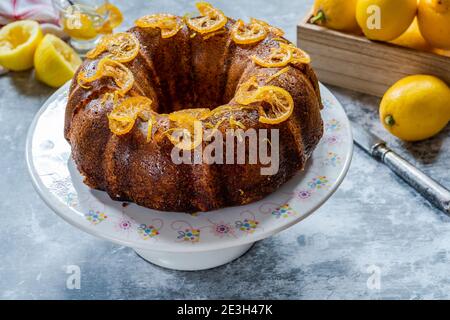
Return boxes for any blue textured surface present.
[1,0,450,300]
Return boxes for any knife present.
[351,121,450,215]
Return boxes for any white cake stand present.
[26,82,352,271]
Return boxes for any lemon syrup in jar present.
[52,0,121,54]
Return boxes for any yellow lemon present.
[34,34,82,88]
[310,0,360,32]
[356,0,417,41]
[380,75,450,141]
[433,48,450,57]
[0,20,43,71]
[390,17,432,52]
[418,0,450,49]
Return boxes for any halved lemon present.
[34,34,82,88]
[0,20,43,71]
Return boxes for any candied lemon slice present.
[135,14,184,38]
[289,44,311,65]
[86,32,139,63]
[34,34,82,88]
[250,18,284,37]
[108,116,135,135]
[231,19,267,44]
[235,76,261,105]
[146,114,156,142]
[168,108,211,125]
[167,127,203,150]
[253,86,294,124]
[78,58,134,95]
[251,42,292,68]
[0,20,43,71]
[186,2,227,34]
[108,96,153,136]
[95,3,124,34]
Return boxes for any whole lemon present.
[380,75,450,141]
[418,0,450,50]
[390,18,432,52]
[311,0,360,32]
[356,0,417,41]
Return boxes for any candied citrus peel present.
[252,42,311,68]
[86,32,139,63]
[186,2,227,34]
[250,18,284,37]
[135,14,184,38]
[108,96,153,136]
[168,108,211,126]
[78,58,135,95]
[164,108,212,150]
[95,3,124,34]
[231,19,267,44]
[235,80,294,125]
[288,44,311,65]
[235,76,261,105]
[254,86,294,124]
[251,42,292,68]
[266,67,290,83]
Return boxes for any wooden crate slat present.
[297,16,450,97]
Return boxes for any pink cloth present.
[0,0,59,26]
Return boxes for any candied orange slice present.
[250,18,284,37]
[231,19,267,44]
[95,3,124,34]
[86,32,139,63]
[253,86,294,124]
[288,44,311,65]
[135,14,184,38]
[251,42,292,68]
[186,2,227,34]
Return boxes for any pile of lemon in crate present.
[0,3,122,88]
[311,0,450,142]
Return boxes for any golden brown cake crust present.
[65,14,324,213]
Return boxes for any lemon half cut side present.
[34,34,82,88]
[0,20,43,71]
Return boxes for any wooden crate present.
[297,13,450,97]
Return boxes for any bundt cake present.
[64,2,324,212]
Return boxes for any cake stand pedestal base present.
[134,242,255,271]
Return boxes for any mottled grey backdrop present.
[1,0,450,300]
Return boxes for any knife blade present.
[351,120,450,215]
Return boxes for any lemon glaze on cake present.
[64,2,324,212]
